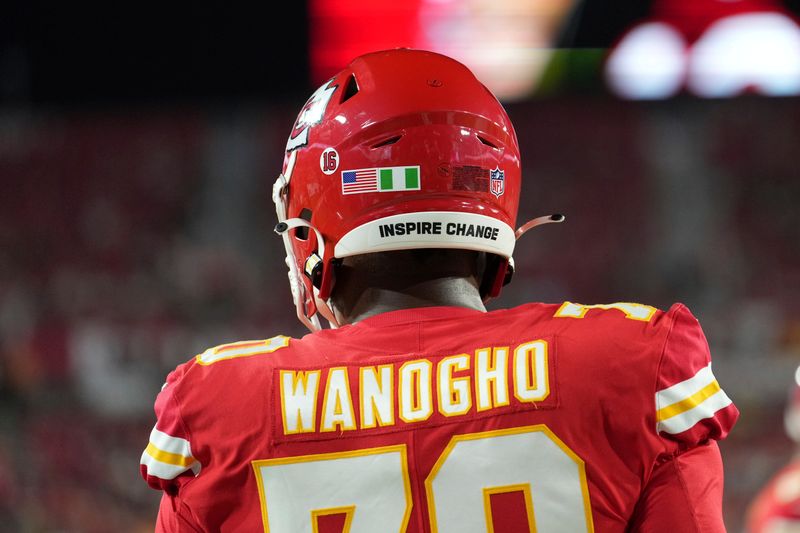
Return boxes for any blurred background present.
[1,0,799,531]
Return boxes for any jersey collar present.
[352,306,485,328]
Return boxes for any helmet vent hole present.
[341,74,359,104]
[295,208,313,240]
[370,135,402,149]
[477,135,499,149]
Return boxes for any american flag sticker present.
[341,166,420,195]
[341,168,379,194]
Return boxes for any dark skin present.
[330,249,488,325]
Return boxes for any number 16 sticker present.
[320,147,339,175]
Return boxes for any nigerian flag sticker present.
[379,166,420,192]
[341,166,421,195]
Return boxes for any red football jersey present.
[141,302,739,532]
[747,460,800,533]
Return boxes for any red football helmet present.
[274,49,561,330]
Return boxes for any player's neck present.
[333,276,486,325]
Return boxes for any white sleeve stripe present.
[761,518,800,533]
[149,427,193,458]
[655,363,715,407]
[656,389,733,434]
[141,451,201,479]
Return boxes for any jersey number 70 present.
[252,424,594,532]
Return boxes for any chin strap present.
[273,170,340,331]
[515,214,565,240]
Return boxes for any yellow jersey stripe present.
[146,442,196,468]
[656,380,721,421]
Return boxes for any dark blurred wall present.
[0,3,309,106]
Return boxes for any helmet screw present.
[274,222,289,234]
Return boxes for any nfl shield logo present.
[489,167,505,198]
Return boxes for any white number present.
[254,425,593,532]
[426,426,593,532]
[253,445,411,532]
